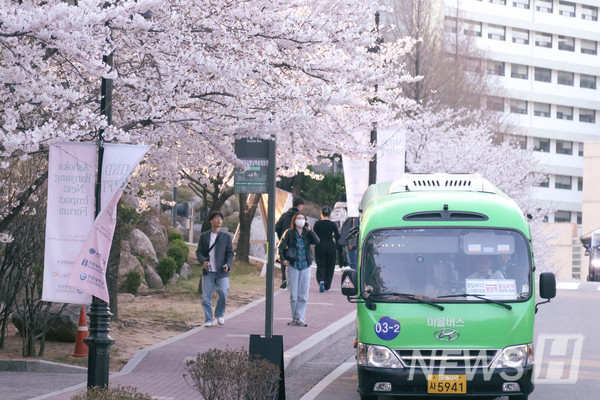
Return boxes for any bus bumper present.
[357,365,534,397]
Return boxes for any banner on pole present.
[341,154,369,218]
[376,126,406,183]
[68,144,150,304]
[42,143,97,304]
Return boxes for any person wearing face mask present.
[277,212,320,327]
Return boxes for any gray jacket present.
[196,230,234,278]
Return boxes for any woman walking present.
[313,206,340,292]
[278,213,319,327]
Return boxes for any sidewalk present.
[2,267,356,400]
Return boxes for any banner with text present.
[42,143,97,304]
[376,127,406,183]
[67,143,150,304]
[342,154,370,218]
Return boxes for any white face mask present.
[295,219,306,228]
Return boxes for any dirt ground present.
[0,262,277,372]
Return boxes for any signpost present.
[234,137,284,399]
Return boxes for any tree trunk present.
[235,194,260,263]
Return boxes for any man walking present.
[196,211,234,327]
[275,196,304,288]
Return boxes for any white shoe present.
[204,320,215,327]
[217,317,225,325]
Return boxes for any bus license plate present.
[427,374,467,394]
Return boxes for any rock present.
[121,194,139,209]
[180,263,192,279]
[129,229,158,267]
[12,304,86,343]
[168,273,180,285]
[118,251,149,293]
[139,216,168,259]
[145,267,164,289]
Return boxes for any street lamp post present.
[84,51,115,389]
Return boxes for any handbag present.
[284,246,297,262]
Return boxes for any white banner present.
[42,143,96,304]
[68,144,150,303]
[342,154,369,218]
[376,126,406,183]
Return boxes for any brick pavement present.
[33,267,356,400]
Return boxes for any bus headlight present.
[357,343,403,368]
[492,344,534,369]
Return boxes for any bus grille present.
[395,349,498,368]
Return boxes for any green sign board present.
[234,138,269,194]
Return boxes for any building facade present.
[443,0,599,226]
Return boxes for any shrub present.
[168,230,184,242]
[157,257,177,284]
[170,239,189,262]
[71,385,152,400]
[184,347,280,400]
[123,270,142,295]
[167,246,186,274]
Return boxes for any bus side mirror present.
[539,272,556,299]
[341,269,358,297]
[536,272,556,314]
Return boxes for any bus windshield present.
[362,228,531,302]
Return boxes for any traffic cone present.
[72,307,89,358]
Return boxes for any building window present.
[580,74,597,89]
[511,64,528,79]
[578,177,583,191]
[536,0,553,12]
[535,32,552,48]
[556,140,573,155]
[513,0,529,9]
[558,1,575,17]
[555,175,572,190]
[579,108,596,123]
[464,20,482,37]
[510,99,528,115]
[445,17,457,33]
[558,36,575,51]
[512,135,527,149]
[582,5,598,21]
[581,40,598,55]
[554,210,572,222]
[486,96,505,112]
[539,176,550,187]
[512,28,529,44]
[557,70,574,86]
[577,212,582,224]
[534,67,552,82]
[578,142,584,156]
[488,24,506,40]
[556,105,573,120]
[488,60,505,76]
[533,137,550,152]
[533,102,551,117]
[490,0,507,5]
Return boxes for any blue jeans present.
[287,266,311,321]
[202,272,229,322]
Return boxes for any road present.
[287,285,600,400]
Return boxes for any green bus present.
[341,173,556,400]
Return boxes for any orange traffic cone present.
[72,307,89,358]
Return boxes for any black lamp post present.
[84,51,115,389]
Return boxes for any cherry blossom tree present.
[1,0,418,239]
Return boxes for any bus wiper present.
[437,293,512,310]
[371,292,444,311]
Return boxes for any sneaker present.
[297,319,308,327]
[319,281,325,293]
[287,319,298,326]
[204,320,215,327]
[217,317,225,325]
[280,281,287,289]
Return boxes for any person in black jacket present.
[275,196,304,288]
[313,206,340,292]
[277,213,319,327]
[196,211,234,327]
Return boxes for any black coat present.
[277,227,319,266]
[275,207,300,238]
